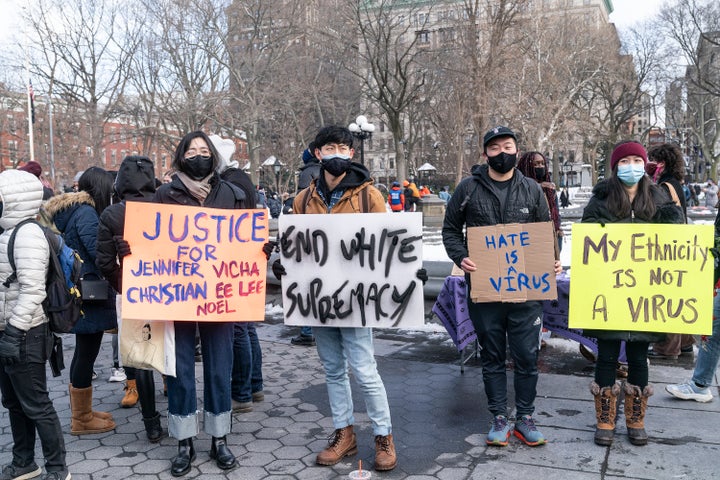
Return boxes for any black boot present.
[142,413,166,443]
[210,436,237,470]
[171,438,195,477]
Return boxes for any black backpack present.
[3,219,83,334]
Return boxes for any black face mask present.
[184,155,214,180]
[487,152,517,174]
[534,167,546,180]
[322,155,352,177]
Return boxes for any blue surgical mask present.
[616,164,646,186]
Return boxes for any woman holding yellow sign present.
[581,141,683,447]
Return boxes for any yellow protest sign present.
[121,201,268,322]
[467,222,557,303]
[569,223,714,334]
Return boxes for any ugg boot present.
[316,425,358,466]
[624,382,653,446]
[374,433,398,471]
[590,381,620,446]
[121,379,139,408]
[69,385,116,435]
[69,384,113,421]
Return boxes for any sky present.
[609,0,667,29]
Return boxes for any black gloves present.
[0,323,25,366]
[416,268,428,285]
[262,241,278,261]
[271,259,286,280]
[113,235,131,259]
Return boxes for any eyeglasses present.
[185,148,211,158]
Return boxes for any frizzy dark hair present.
[78,166,114,215]
[172,131,220,174]
[648,143,685,181]
[517,151,550,182]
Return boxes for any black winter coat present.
[442,163,550,268]
[153,173,250,209]
[580,179,684,342]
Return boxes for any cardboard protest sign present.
[279,212,424,328]
[121,201,268,322]
[569,223,714,335]
[467,222,557,303]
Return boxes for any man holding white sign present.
[273,126,427,472]
[442,126,562,448]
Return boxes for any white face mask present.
[616,164,646,186]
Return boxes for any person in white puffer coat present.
[0,169,71,480]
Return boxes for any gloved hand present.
[262,241,278,260]
[0,324,25,366]
[416,268,428,285]
[271,259,286,280]
[113,235,132,259]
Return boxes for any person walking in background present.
[278,125,399,471]
[442,126,561,448]
[95,155,166,443]
[438,186,451,204]
[42,167,118,437]
[703,178,719,208]
[0,170,71,480]
[152,131,252,476]
[559,187,571,208]
[646,143,695,360]
[387,181,405,212]
[517,151,563,253]
[581,141,683,447]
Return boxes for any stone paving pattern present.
[1,317,718,479]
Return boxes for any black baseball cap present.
[483,126,517,149]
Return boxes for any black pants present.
[70,331,104,388]
[595,339,649,388]
[468,300,543,417]
[0,324,66,472]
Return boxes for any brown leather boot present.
[316,426,358,466]
[590,381,620,446]
[70,385,116,435]
[624,382,653,446]
[374,433,397,471]
[121,379,139,408]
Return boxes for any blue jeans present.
[467,300,543,417]
[693,290,720,387]
[300,326,312,337]
[314,327,392,436]
[231,323,263,402]
[167,321,234,440]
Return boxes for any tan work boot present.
[590,381,620,446]
[624,382,653,446]
[69,385,116,435]
[374,433,397,471]
[121,379,139,408]
[316,426,358,466]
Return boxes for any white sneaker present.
[109,367,126,382]
[666,381,713,403]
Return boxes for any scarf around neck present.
[176,171,212,205]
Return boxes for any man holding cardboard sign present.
[442,126,561,448]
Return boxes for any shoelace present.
[328,429,345,448]
[492,416,508,431]
[520,416,538,431]
[599,397,612,423]
[375,435,391,453]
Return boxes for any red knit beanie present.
[18,161,42,178]
[610,142,647,171]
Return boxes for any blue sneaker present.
[514,415,547,446]
[486,415,511,446]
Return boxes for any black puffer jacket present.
[153,172,250,209]
[442,163,550,268]
[581,179,684,342]
[96,156,156,293]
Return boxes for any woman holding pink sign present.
[581,141,683,447]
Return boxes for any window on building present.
[111,150,117,166]
[417,30,430,44]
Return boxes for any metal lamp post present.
[348,115,375,166]
[272,157,282,194]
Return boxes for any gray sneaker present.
[41,471,70,480]
[666,381,713,402]
[0,462,41,480]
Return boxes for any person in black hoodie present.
[95,155,166,444]
[152,131,251,477]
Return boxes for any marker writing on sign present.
[142,211,267,243]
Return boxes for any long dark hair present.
[78,166,114,215]
[172,131,220,174]
[518,151,561,230]
[606,168,657,221]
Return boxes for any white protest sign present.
[279,212,424,328]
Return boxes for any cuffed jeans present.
[693,290,720,387]
[231,322,263,402]
[167,321,234,440]
[468,300,543,417]
[314,327,392,436]
[0,324,66,473]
